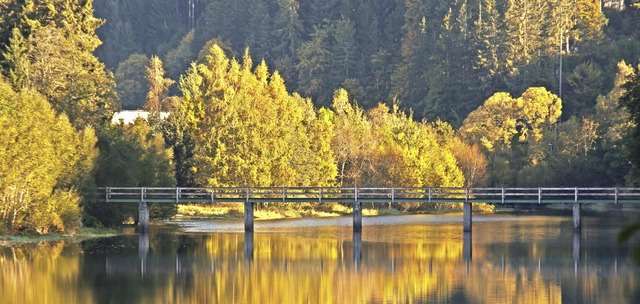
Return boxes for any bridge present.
[99,187,640,233]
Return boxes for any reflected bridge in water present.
[135,228,600,281]
[100,187,640,234]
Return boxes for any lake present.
[1,213,639,303]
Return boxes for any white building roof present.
[111,110,170,125]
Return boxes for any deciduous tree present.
[0,79,97,233]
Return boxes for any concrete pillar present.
[353,201,362,233]
[463,202,472,232]
[138,201,149,233]
[572,203,581,232]
[244,201,254,232]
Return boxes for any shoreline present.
[0,227,120,245]
[3,204,637,244]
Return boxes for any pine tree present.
[1,29,29,91]
[273,0,304,58]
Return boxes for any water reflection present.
[353,231,362,270]
[244,232,254,265]
[0,215,639,303]
[573,232,581,277]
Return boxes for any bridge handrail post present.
[141,187,145,201]
[575,187,578,203]
[615,187,618,204]
[465,187,469,202]
[501,188,505,204]
[428,188,432,203]
[283,187,286,203]
[392,187,395,204]
[319,188,322,203]
[106,187,110,203]
[538,188,541,204]
[176,187,180,204]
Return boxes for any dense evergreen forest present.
[2,0,640,233]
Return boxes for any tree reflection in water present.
[1,215,639,303]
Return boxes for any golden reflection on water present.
[190,223,563,304]
[0,242,93,304]
[0,216,638,303]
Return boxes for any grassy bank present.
[176,202,406,220]
[0,227,120,244]
[174,202,490,221]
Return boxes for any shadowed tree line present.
[2,0,640,234]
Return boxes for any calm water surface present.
[2,214,639,303]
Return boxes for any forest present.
[1,0,640,233]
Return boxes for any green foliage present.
[162,100,197,187]
[0,0,117,129]
[369,103,465,189]
[29,189,83,235]
[331,89,375,186]
[3,0,640,226]
[0,79,97,233]
[114,53,149,110]
[460,87,562,149]
[565,61,605,116]
[25,25,118,128]
[459,92,521,152]
[89,0,621,126]
[619,63,640,183]
[176,45,336,187]
[330,90,465,192]
[1,29,29,90]
[274,0,304,58]
[165,31,196,81]
[457,60,637,187]
[592,61,634,184]
[543,116,600,185]
[93,0,143,67]
[92,120,176,225]
[460,87,562,186]
[144,56,174,115]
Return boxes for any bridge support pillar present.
[463,202,472,232]
[572,203,581,232]
[244,201,254,232]
[138,201,149,233]
[353,201,362,232]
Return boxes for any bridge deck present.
[99,187,640,204]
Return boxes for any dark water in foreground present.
[1,214,639,303]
